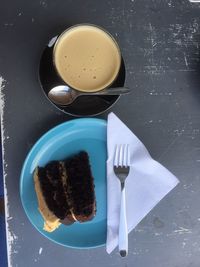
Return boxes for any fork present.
[114,144,130,257]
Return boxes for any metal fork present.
[114,144,130,257]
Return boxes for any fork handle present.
[119,187,128,257]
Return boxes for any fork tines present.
[114,144,130,167]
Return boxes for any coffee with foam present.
[54,25,121,92]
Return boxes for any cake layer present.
[34,168,61,232]
[38,161,72,220]
[65,151,96,222]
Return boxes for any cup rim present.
[52,23,122,92]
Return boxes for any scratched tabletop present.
[1,0,200,266]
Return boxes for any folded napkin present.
[106,112,179,254]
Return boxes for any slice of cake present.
[34,151,96,232]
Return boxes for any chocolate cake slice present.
[34,151,96,232]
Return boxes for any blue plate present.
[20,118,107,248]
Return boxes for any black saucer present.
[39,36,126,117]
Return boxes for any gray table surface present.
[1,0,200,266]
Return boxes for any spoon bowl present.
[48,85,131,106]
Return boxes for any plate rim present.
[20,118,107,249]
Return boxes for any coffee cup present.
[52,24,122,93]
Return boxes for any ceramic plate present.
[20,118,107,248]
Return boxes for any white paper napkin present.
[106,112,179,254]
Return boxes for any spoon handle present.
[78,87,131,96]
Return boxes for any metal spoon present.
[48,85,131,106]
